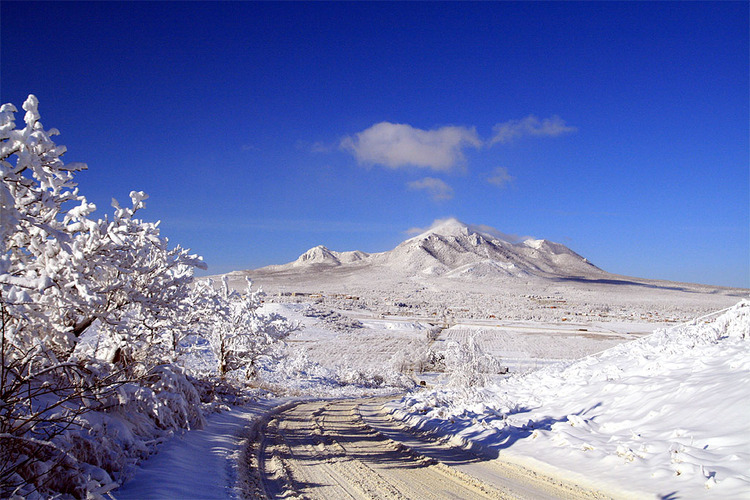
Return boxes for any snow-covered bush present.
[443,334,503,390]
[256,347,416,397]
[1,96,206,362]
[187,276,297,377]
[0,95,204,497]
[0,350,125,498]
[389,344,444,375]
[0,95,294,498]
[3,363,206,499]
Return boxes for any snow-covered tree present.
[0,95,209,497]
[1,93,298,498]
[190,277,296,377]
[1,95,206,362]
[443,334,503,389]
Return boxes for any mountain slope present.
[261,218,603,280]
[377,219,601,278]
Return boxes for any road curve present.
[254,398,612,500]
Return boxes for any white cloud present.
[407,177,454,201]
[489,115,577,145]
[340,122,481,171]
[487,166,514,188]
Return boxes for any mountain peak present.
[408,218,523,244]
[267,219,601,279]
[414,218,471,238]
[293,245,340,266]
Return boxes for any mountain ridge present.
[259,218,604,280]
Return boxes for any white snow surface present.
[391,300,750,498]
[113,400,281,500]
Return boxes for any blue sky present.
[2,1,748,287]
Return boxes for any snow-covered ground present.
[390,300,750,498]
[114,401,279,500]
[435,319,656,373]
[260,302,656,378]
[113,299,750,498]
[115,301,641,496]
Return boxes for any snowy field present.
[266,302,665,376]
[436,320,656,373]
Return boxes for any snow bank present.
[392,300,750,498]
[114,400,282,500]
[4,365,207,499]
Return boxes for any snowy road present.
[256,398,610,499]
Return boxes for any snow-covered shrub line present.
[1,95,295,498]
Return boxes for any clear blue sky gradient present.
[2,2,748,287]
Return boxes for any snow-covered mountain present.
[263,218,603,280]
[292,246,370,267]
[380,218,601,278]
[228,218,744,334]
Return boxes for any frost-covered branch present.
[188,277,298,377]
[1,95,216,497]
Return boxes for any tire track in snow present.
[257,398,607,499]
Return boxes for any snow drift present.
[392,300,750,498]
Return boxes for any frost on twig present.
[1,95,293,497]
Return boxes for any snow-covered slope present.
[392,300,750,498]
[376,218,601,278]
[293,245,341,266]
